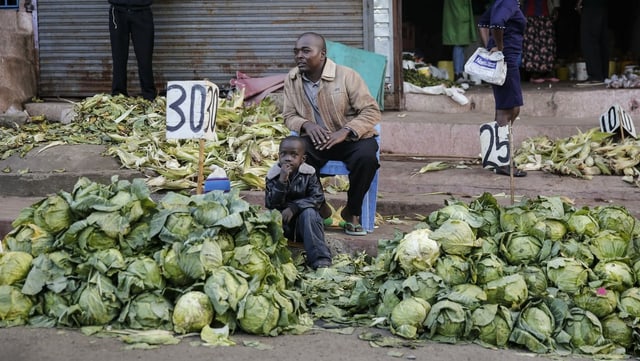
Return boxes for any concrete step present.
[404,82,640,118]
[380,111,595,158]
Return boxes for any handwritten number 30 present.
[167,84,217,132]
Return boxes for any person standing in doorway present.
[108,0,157,100]
[521,0,560,83]
[442,0,478,82]
[575,0,608,86]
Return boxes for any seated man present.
[265,136,332,269]
[282,32,381,236]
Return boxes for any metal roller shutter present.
[36,0,366,98]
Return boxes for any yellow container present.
[609,61,616,77]
[557,67,569,81]
[417,67,431,77]
[437,60,454,80]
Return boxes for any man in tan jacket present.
[283,32,381,236]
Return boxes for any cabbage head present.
[546,257,588,294]
[434,254,469,286]
[589,230,629,261]
[0,251,33,286]
[74,273,121,326]
[444,284,487,310]
[500,232,544,265]
[117,256,165,299]
[402,271,445,305]
[601,314,633,348]
[593,261,635,292]
[470,304,513,347]
[390,296,431,339]
[543,219,567,241]
[484,274,528,310]
[473,254,505,285]
[424,300,469,343]
[204,266,249,318]
[122,292,173,330]
[563,308,604,349]
[557,237,595,267]
[173,291,214,334]
[230,244,274,283]
[619,288,640,318]
[79,248,125,277]
[33,194,72,235]
[573,287,618,318]
[156,246,191,286]
[238,292,280,336]
[429,219,481,256]
[508,299,555,354]
[0,285,33,327]
[520,266,548,298]
[427,201,485,229]
[393,228,440,275]
[567,211,600,238]
[4,224,54,257]
[499,208,538,233]
[595,205,636,241]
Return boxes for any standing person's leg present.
[598,10,609,80]
[452,45,466,79]
[581,7,604,81]
[109,6,131,97]
[130,8,156,100]
[294,208,331,269]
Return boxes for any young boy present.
[265,136,332,269]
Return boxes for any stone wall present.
[0,7,36,113]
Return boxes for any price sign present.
[479,121,510,168]
[599,104,637,139]
[166,80,219,140]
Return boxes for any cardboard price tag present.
[166,80,219,140]
[479,121,510,168]
[599,104,637,139]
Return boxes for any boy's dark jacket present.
[265,163,324,217]
[108,0,152,7]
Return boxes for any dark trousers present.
[109,5,156,100]
[580,6,609,81]
[300,136,379,218]
[283,208,331,268]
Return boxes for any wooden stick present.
[509,123,515,205]
[197,138,205,195]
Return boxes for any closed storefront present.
[36,0,371,97]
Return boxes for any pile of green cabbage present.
[298,193,640,357]
[3,179,640,357]
[0,176,310,338]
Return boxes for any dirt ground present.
[0,326,591,361]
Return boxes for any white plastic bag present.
[464,47,507,86]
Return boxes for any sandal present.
[343,222,367,236]
[494,165,527,177]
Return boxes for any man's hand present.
[302,122,331,148]
[317,128,350,150]
[281,208,294,223]
[302,122,351,150]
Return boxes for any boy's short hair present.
[280,135,306,152]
